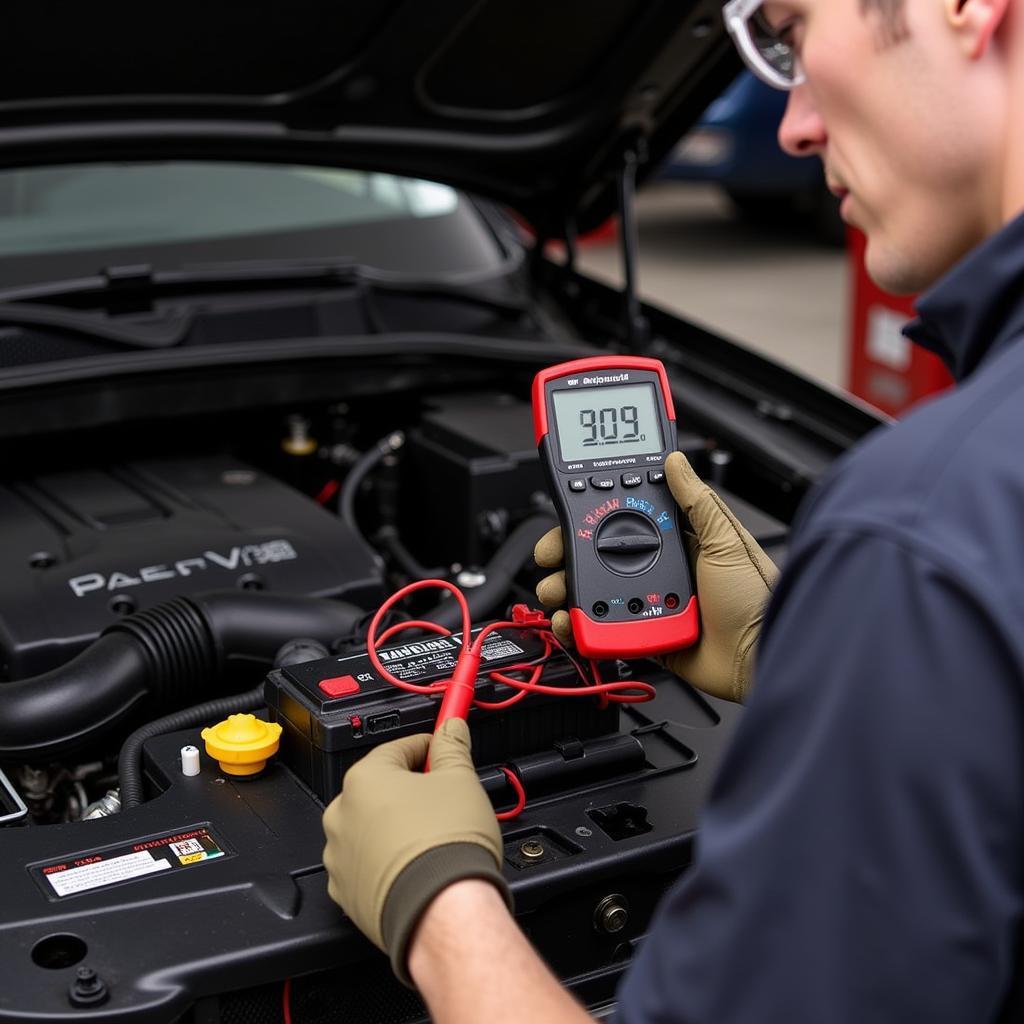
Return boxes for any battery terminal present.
[511,603,547,626]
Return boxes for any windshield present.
[0,162,507,287]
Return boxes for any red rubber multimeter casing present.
[532,356,698,659]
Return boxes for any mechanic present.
[322,0,1024,1019]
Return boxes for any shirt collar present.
[903,211,1024,382]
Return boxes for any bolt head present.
[519,840,545,860]
[601,905,628,933]
[68,965,108,1008]
[594,894,630,935]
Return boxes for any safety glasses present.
[723,0,806,91]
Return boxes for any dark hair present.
[862,0,905,15]
[861,0,909,43]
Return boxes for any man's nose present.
[778,86,827,158]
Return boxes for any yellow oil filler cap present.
[201,714,283,776]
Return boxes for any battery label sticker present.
[30,825,230,901]
[368,632,525,682]
[479,637,527,663]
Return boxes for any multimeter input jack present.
[592,602,609,618]
[627,598,644,614]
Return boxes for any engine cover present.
[0,455,384,679]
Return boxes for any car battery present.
[264,623,620,804]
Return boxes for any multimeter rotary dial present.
[593,510,662,576]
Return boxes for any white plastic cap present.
[181,744,201,777]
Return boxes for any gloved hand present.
[322,718,511,985]
[535,450,778,702]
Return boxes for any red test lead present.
[433,646,481,728]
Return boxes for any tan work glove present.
[535,450,778,702]
[322,718,511,985]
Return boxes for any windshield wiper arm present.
[0,302,191,350]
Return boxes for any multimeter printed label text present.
[577,499,620,540]
[626,497,655,515]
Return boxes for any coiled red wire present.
[364,579,655,819]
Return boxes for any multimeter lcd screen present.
[552,383,664,462]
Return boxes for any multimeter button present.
[621,473,643,488]
[594,510,662,575]
[647,469,666,484]
[568,478,587,492]
[590,476,615,490]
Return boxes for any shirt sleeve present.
[615,526,1024,1024]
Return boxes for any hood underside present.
[2,0,738,233]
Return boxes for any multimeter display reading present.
[552,383,664,462]
[532,356,700,660]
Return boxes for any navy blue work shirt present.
[616,212,1024,1023]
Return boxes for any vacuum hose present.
[118,684,266,810]
[0,590,362,762]
[429,513,556,630]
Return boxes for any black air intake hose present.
[0,590,362,762]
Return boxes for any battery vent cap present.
[201,714,283,776]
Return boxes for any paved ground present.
[578,182,850,392]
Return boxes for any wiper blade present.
[0,302,190,350]
[0,257,531,322]
[179,257,533,319]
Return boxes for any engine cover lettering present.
[67,540,298,598]
[140,565,177,584]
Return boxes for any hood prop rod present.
[617,143,649,352]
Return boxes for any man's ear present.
[945,0,1011,59]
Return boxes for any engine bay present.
[0,380,789,1023]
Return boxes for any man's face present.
[767,0,1007,294]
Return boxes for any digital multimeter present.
[532,356,699,659]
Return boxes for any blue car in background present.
[663,72,843,243]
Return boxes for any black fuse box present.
[264,624,620,803]
[402,393,544,567]
[401,393,715,569]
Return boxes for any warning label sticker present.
[30,825,230,900]
[44,851,170,897]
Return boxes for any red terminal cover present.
[569,596,699,659]
[531,356,676,446]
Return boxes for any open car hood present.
[0,0,738,234]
